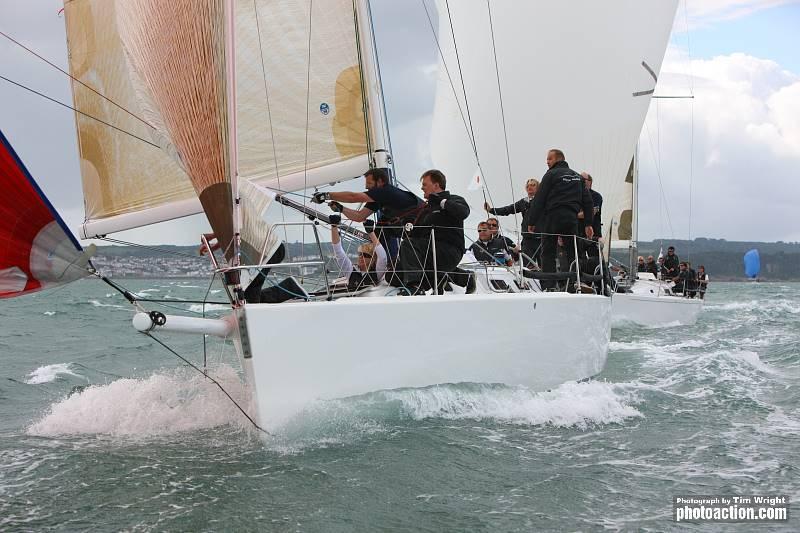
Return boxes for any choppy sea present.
[0,279,797,531]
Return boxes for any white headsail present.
[65,0,373,241]
[429,0,678,244]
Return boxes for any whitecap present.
[27,365,249,437]
[707,301,757,311]
[188,303,229,313]
[379,381,642,429]
[87,299,126,309]
[729,350,776,374]
[43,311,56,316]
[25,363,83,385]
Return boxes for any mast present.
[629,145,639,273]
[354,0,392,172]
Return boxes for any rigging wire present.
[419,0,501,221]
[200,273,218,374]
[0,75,160,149]
[252,0,289,244]
[419,0,478,162]
[353,0,376,164]
[684,0,695,262]
[97,237,201,259]
[444,0,478,157]
[0,30,154,129]
[365,0,398,179]
[485,1,519,233]
[301,0,315,269]
[644,120,675,239]
[145,332,271,436]
[95,273,265,433]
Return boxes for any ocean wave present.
[43,311,56,316]
[27,365,250,437]
[377,381,642,429]
[87,299,127,309]
[25,363,83,385]
[188,303,229,313]
[610,338,706,353]
[707,301,757,311]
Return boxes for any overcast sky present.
[1,0,799,245]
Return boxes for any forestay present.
[429,0,678,243]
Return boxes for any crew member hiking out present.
[524,149,594,289]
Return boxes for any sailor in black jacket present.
[401,169,471,292]
[486,178,540,266]
[524,150,594,284]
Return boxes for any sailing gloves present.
[329,214,342,226]
[311,192,330,204]
[328,201,344,213]
[363,219,375,234]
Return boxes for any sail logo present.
[319,102,330,115]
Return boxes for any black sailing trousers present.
[541,208,579,286]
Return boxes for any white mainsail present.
[65,0,372,240]
[429,0,678,243]
[235,0,371,193]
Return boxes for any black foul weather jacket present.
[524,161,593,231]
[412,191,470,250]
[489,197,531,236]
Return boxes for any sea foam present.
[379,380,642,429]
[27,365,250,437]
[25,363,83,385]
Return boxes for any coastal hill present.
[89,238,800,281]
[619,238,800,281]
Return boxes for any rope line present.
[97,237,201,259]
[252,0,289,243]
[0,30,154,129]
[444,0,478,157]
[145,332,271,436]
[486,1,519,233]
[419,0,478,161]
[301,0,315,269]
[0,75,160,149]
[644,121,675,239]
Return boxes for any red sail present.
[0,130,89,298]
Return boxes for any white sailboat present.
[4,0,676,430]
[605,152,704,327]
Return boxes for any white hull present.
[238,292,612,429]
[611,277,703,327]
